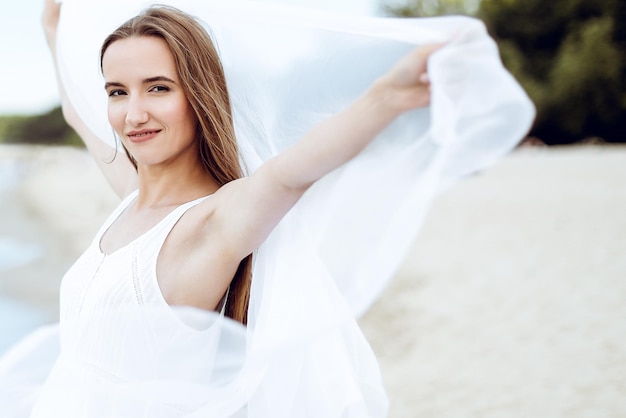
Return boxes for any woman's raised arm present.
[264,44,440,189]
[42,0,137,198]
[213,44,442,260]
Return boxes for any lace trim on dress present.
[131,243,144,306]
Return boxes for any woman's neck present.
[134,160,219,209]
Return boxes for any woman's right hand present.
[42,0,61,51]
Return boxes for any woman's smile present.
[127,129,162,143]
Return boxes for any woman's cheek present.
[107,103,126,135]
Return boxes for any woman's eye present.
[108,90,126,97]
[150,85,170,93]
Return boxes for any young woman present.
[0,0,534,416]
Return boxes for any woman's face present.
[102,36,197,168]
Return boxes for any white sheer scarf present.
[1,1,534,416]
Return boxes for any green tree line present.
[0,106,81,146]
[385,0,626,144]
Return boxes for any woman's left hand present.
[376,43,444,113]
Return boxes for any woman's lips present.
[127,129,161,143]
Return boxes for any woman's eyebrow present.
[143,76,176,84]
[104,81,124,90]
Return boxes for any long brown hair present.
[100,6,251,324]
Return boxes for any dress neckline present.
[97,190,212,257]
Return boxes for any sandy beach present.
[0,145,118,318]
[1,144,625,417]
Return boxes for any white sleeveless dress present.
[28,191,248,417]
[0,1,535,417]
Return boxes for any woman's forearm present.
[267,44,439,191]
[42,0,89,133]
[270,80,402,189]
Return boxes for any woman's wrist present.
[365,77,407,123]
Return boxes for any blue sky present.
[0,0,378,115]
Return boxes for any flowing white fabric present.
[0,1,534,417]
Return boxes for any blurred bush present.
[0,106,82,147]
[385,0,480,17]
[384,0,626,144]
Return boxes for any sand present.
[1,144,625,417]
[0,145,118,317]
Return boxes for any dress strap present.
[139,194,212,254]
[91,190,139,246]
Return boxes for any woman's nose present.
[125,96,149,126]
